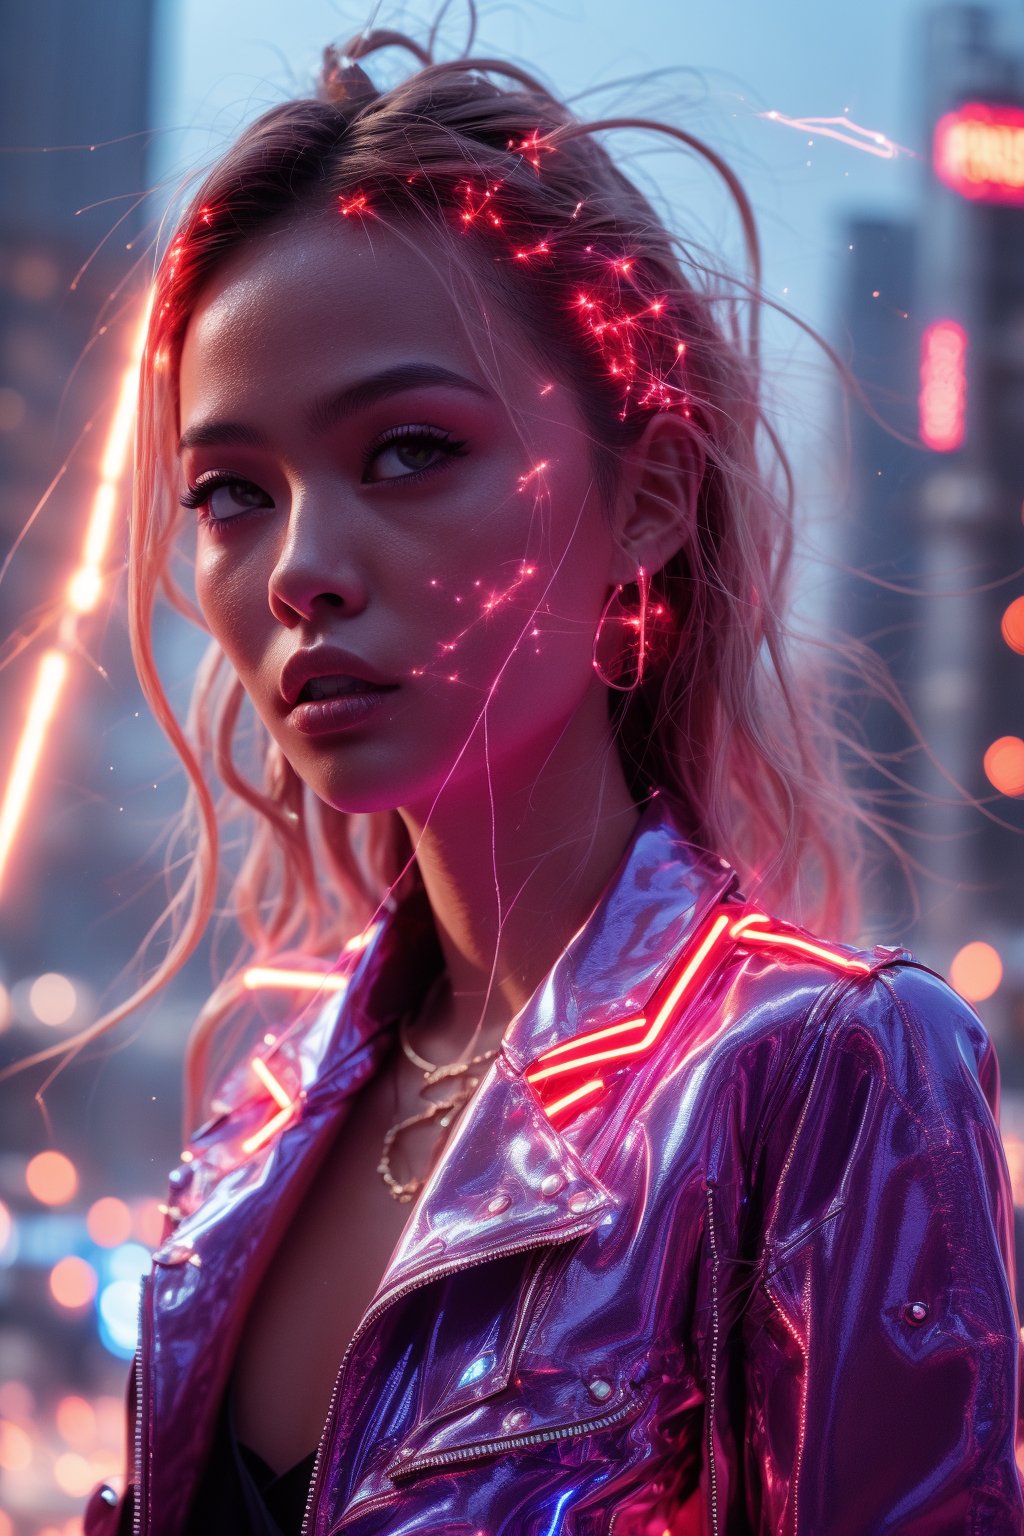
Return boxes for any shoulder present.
[702,898,995,1093]
[746,940,1012,1275]
[690,903,1002,1183]
[826,957,999,1113]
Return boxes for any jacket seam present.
[875,965,1006,1535]
[767,963,1016,1530]
[755,971,868,1253]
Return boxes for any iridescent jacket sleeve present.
[723,961,1024,1533]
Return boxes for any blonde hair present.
[6,8,950,1136]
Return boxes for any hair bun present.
[316,45,378,109]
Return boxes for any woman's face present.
[177,213,622,817]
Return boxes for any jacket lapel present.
[142,893,442,1536]
[370,794,741,1301]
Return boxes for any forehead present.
[178,214,507,407]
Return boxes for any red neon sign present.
[933,102,1024,204]
[919,320,967,452]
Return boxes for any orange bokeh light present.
[25,1149,78,1205]
[53,1448,96,1497]
[49,1256,98,1310]
[983,735,1024,796]
[950,941,1003,1002]
[86,1196,132,1247]
[56,1394,96,1449]
[1002,595,1024,654]
[0,1418,32,1472]
[132,1197,166,1248]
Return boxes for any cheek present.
[194,550,265,673]
[425,493,609,718]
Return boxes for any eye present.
[362,425,469,484]
[179,425,470,536]
[178,473,273,530]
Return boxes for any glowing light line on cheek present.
[409,554,542,680]
[407,465,551,684]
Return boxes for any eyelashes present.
[178,425,470,532]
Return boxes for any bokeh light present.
[983,735,1024,796]
[108,1242,152,1284]
[86,1196,132,1247]
[56,1394,96,1449]
[98,1278,144,1357]
[130,1197,165,1248]
[28,971,77,1026]
[49,1256,98,1310]
[25,1150,78,1205]
[0,1198,11,1253]
[0,1417,32,1471]
[950,940,1004,1001]
[54,1447,97,1497]
[1001,594,1024,653]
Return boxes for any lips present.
[280,647,400,710]
[299,675,393,703]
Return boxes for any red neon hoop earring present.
[592,564,651,692]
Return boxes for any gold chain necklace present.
[377,977,501,1204]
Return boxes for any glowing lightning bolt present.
[0,294,153,896]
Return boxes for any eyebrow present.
[177,363,494,455]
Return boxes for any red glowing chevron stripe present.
[526,903,872,1126]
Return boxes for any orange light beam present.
[0,295,152,897]
[242,965,351,992]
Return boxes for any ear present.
[607,411,704,586]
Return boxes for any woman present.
[45,10,1019,1534]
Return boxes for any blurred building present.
[832,4,1024,1099]
[830,1,1024,1312]
[0,4,200,1530]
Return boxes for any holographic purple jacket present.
[85,796,1024,1535]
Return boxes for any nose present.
[266,491,369,625]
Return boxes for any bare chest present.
[230,1041,456,1474]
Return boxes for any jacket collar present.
[326,792,742,1304]
[313,790,740,1089]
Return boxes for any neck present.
[395,693,644,1063]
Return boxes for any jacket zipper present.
[705,1185,720,1536]
[385,1391,643,1481]
[132,1270,151,1536]
[298,1219,600,1536]
[331,1395,643,1532]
